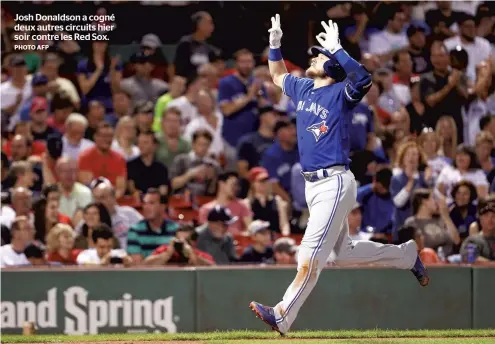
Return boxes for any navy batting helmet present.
[309,46,346,82]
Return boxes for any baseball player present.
[249,14,430,336]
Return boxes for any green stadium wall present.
[1,266,494,334]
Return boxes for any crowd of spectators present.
[1,1,495,268]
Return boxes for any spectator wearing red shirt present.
[2,129,46,159]
[145,225,214,266]
[34,198,71,244]
[199,172,252,234]
[46,223,82,265]
[78,122,127,198]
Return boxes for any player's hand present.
[268,14,283,49]
[316,20,343,54]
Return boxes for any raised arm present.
[316,20,372,102]
[267,14,288,88]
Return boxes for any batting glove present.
[268,13,283,49]
[315,20,343,54]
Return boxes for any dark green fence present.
[1,266,494,334]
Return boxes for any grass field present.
[2,329,495,344]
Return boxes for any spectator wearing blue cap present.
[1,54,32,132]
[120,51,168,104]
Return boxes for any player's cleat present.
[249,301,285,336]
[410,256,430,287]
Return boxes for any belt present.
[301,165,349,182]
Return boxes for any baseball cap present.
[90,177,112,190]
[141,33,162,49]
[32,73,48,86]
[9,54,26,67]
[406,25,426,38]
[273,237,297,254]
[309,45,332,59]
[479,203,495,216]
[248,167,269,182]
[30,97,48,112]
[207,205,238,225]
[248,220,271,235]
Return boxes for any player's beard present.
[305,66,326,79]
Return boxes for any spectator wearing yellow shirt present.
[153,76,186,132]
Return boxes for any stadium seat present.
[117,195,141,208]
[193,195,215,207]
[168,194,192,209]
[233,234,253,257]
[168,207,198,224]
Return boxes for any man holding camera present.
[145,225,214,266]
[77,224,132,266]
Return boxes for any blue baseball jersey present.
[218,75,267,147]
[282,74,362,172]
[350,102,374,152]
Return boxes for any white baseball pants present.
[273,167,418,333]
